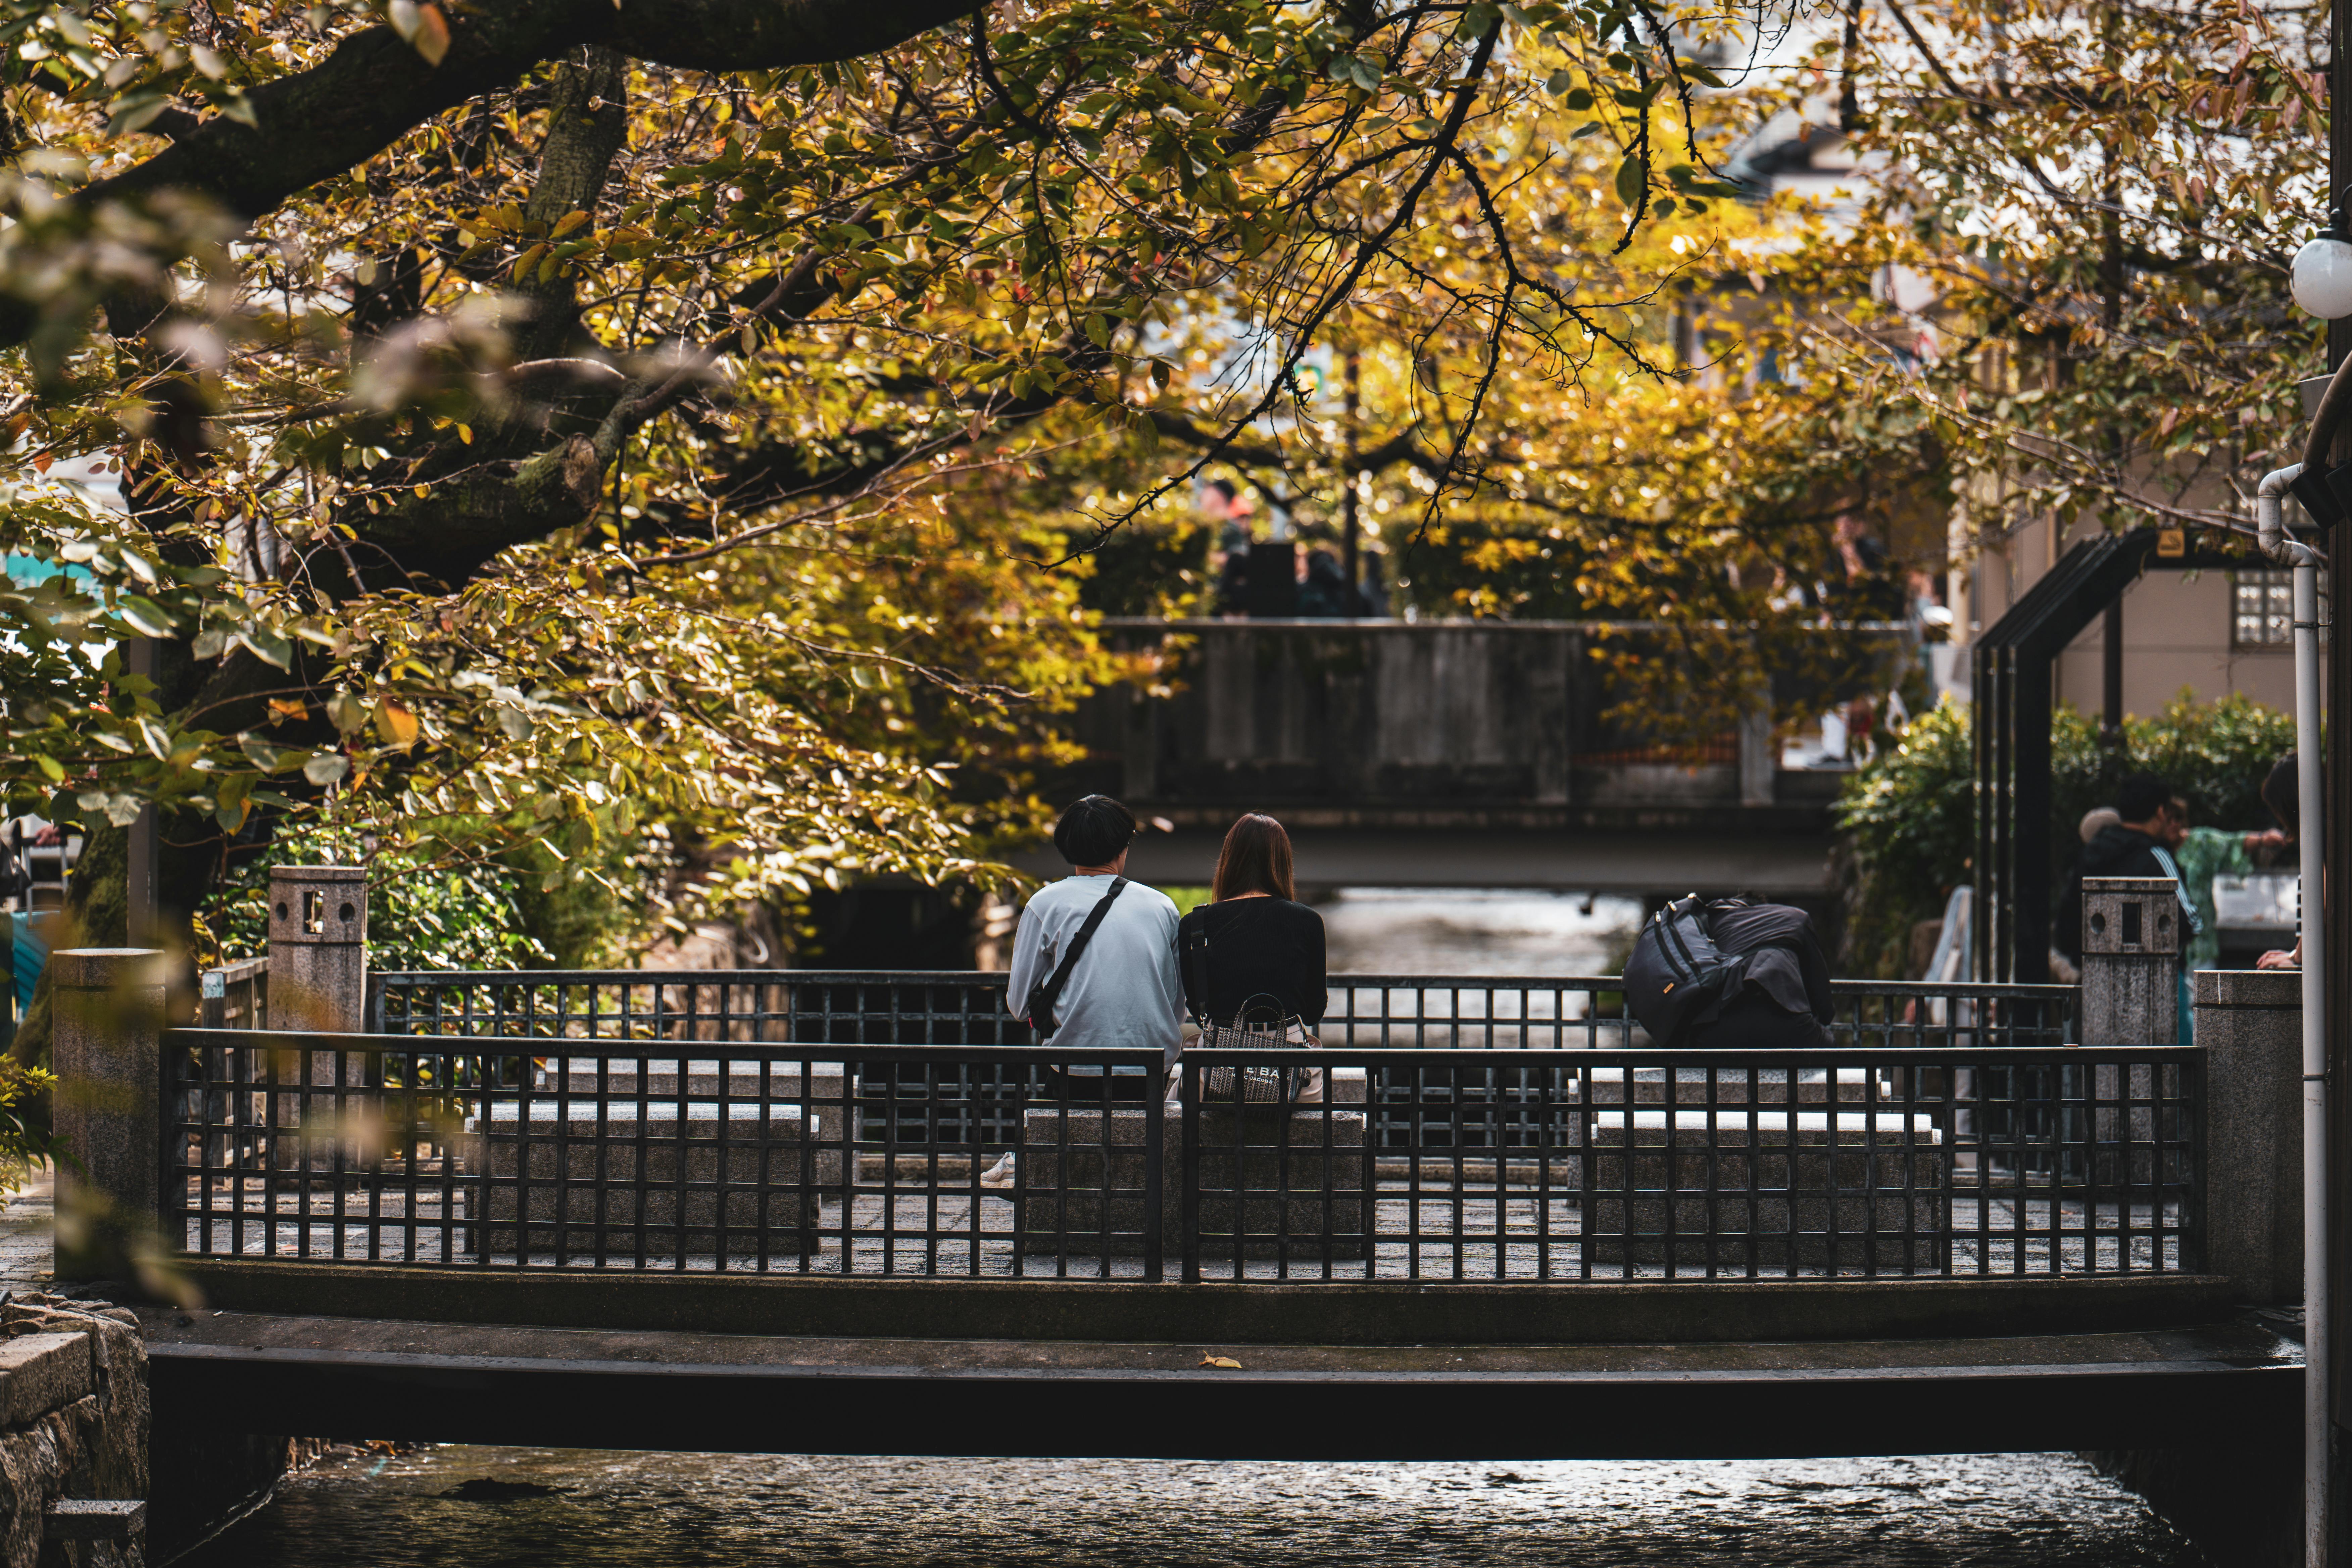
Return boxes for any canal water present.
[188,1448,2204,1566]
[185,892,2199,1566]
[1317,887,1643,977]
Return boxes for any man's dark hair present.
[1053,794,1138,867]
[1203,478,1237,503]
[2115,772,2174,825]
[2263,753,2300,838]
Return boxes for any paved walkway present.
[0,1171,52,1288]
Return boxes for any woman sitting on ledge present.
[1177,814,1326,1104]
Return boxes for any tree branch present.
[81,0,994,223]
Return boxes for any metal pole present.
[2260,457,2337,1567]
[2296,556,2329,1568]
[2102,600,2124,740]
[2327,18,2350,1549]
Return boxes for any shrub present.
[1836,691,2296,977]
[200,830,554,972]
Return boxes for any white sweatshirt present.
[1004,874,1184,1054]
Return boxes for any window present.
[2234,570,2295,649]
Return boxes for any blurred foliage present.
[199,827,554,972]
[0,0,1897,941]
[1836,692,2296,977]
[0,1061,59,1181]
[1814,0,2321,550]
[0,0,2322,1005]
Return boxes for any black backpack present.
[1622,894,1752,1046]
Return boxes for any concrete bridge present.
[1029,619,1897,899]
[34,891,2310,1565]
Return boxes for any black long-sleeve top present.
[1177,897,1327,1027]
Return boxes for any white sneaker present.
[978,1152,1017,1190]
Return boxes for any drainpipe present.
[2259,455,2330,1568]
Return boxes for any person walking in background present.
[2170,785,2289,982]
[2048,807,2123,985]
[2055,772,2201,1043]
[2258,753,2309,971]
[986,795,1184,1187]
[1296,547,1370,618]
[1177,814,1327,1103]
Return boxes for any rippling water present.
[186,1449,2202,1567]
[1318,888,1643,977]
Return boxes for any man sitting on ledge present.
[1626,894,1836,1048]
[982,795,1184,1188]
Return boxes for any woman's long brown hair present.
[1211,814,1295,902]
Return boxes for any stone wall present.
[0,1293,147,1568]
[2085,1444,2297,1568]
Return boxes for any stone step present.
[529,1060,845,1098]
[1586,1109,1942,1145]
[1019,1105,1369,1261]
[470,1100,808,1126]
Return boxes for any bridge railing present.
[163,1027,2195,1284]
[368,971,2075,1152]
[370,970,2078,1052]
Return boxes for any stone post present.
[2079,876,2181,1044]
[2196,969,2303,1304]
[265,866,366,1034]
[1736,696,1774,807]
[267,868,372,1179]
[49,948,164,1283]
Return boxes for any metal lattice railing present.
[166,1029,2194,1283]
[371,970,2077,1052]
[368,971,2074,1151]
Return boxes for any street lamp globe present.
[2293,232,2352,320]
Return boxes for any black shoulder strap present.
[1026,878,1128,1040]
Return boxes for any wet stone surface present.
[179,1447,2203,1566]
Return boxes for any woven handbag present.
[1196,1000,1307,1103]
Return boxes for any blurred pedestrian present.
[2258,753,2309,971]
[2055,772,2201,1043]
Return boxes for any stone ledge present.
[141,1309,2297,1461]
[0,1335,91,1429]
[2194,968,2301,1008]
[170,1259,2240,1345]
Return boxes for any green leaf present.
[232,627,293,670]
[1615,154,1647,209]
[118,596,175,638]
[106,94,169,137]
[214,772,252,833]
[1457,2,1500,38]
[302,752,349,787]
